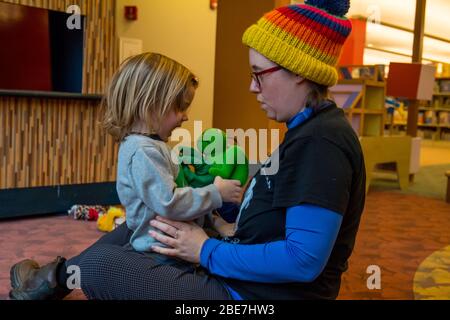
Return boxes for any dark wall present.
[0,2,85,93]
[49,10,84,93]
[0,182,119,219]
[0,2,52,91]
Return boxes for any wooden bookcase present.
[418,77,450,140]
[387,77,450,140]
[329,65,386,137]
[330,65,415,193]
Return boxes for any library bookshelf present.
[330,65,386,137]
[386,77,450,140]
[331,65,412,193]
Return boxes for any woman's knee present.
[78,244,124,299]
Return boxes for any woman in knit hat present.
[10,0,365,300]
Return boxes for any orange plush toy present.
[97,206,126,232]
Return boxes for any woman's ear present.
[295,74,306,85]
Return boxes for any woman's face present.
[158,85,195,141]
[248,48,308,123]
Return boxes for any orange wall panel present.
[339,18,366,66]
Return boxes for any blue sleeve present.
[200,204,343,283]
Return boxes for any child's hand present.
[211,213,235,237]
[213,176,242,204]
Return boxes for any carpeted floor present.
[371,163,450,200]
[0,214,100,300]
[338,191,450,300]
[1,190,449,300]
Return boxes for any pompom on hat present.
[242,0,352,86]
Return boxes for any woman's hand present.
[149,216,209,264]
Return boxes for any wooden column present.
[446,171,450,203]
[407,0,427,138]
[213,0,275,135]
[406,100,420,137]
[412,0,426,63]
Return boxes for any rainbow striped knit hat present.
[242,0,352,86]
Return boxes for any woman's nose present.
[250,77,260,93]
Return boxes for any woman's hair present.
[282,65,329,113]
[305,81,329,113]
[101,52,198,141]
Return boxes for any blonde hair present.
[102,52,198,141]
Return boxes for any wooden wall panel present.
[213,0,275,133]
[0,97,118,189]
[1,0,118,94]
[0,0,119,189]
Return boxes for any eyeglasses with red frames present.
[250,65,283,89]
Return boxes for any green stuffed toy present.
[176,145,214,188]
[175,128,249,188]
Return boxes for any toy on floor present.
[68,205,108,221]
[97,206,126,232]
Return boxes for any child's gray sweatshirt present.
[117,134,222,252]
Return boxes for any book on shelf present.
[439,79,450,93]
[424,110,436,124]
[441,131,450,140]
[434,81,441,93]
[442,96,450,108]
[342,91,360,109]
[417,130,425,138]
[418,112,424,124]
[338,65,385,82]
[340,67,352,80]
[438,111,450,125]
[418,129,435,139]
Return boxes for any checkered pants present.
[66,224,232,300]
